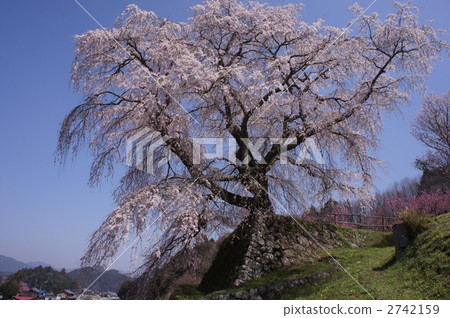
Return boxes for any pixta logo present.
[126,129,324,174]
[126,128,171,174]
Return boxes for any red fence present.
[309,213,400,232]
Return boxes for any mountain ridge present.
[0,255,54,273]
[0,255,30,273]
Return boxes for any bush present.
[117,280,139,300]
[387,189,450,216]
[0,278,19,300]
[398,209,432,240]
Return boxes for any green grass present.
[171,261,336,299]
[172,214,449,300]
[401,213,450,299]
[171,232,393,300]
[289,247,417,300]
[213,262,335,296]
[289,214,450,300]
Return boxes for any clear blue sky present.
[0,0,448,271]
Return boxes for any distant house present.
[59,289,76,300]
[102,291,119,298]
[30,287,40,297]
[27,287,46,298]
[44,294,57,300]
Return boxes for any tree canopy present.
[58,0,446,274]
[4,266,79,294]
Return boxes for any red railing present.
[307,213,400,232]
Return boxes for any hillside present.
[0,255,29,273]
[4,266,79,293]
[0,255,51,274]
[289,213,449,300]
[172,214,449,300]
[68,267,128,292]
[0,255,128,293]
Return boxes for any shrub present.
[398,208,432,240]
[0,278,19,300]
[387,188,450,216]
[117,280,139,300]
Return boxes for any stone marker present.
[393,223,409,260]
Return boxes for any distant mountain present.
[0,255,28,273]
[0,255,52,273]
[68,267,128,292]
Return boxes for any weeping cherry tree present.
[57,0,446,278]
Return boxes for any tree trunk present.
[198,200,276,292]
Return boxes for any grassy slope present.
[172,214,449,300]
[171,226,391,299]
[197,215,387,294]
[291,213,450,300]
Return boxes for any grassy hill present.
[172,213,449,300]
[290,213,449,300]
[3,266,79,294]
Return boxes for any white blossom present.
[57,0,446,272]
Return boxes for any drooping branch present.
[58,0,446,272]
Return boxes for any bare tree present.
[57,1,445,274]
[412,90,450,172]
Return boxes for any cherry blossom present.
[57,0,446,271]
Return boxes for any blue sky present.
[0,0,448,271]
